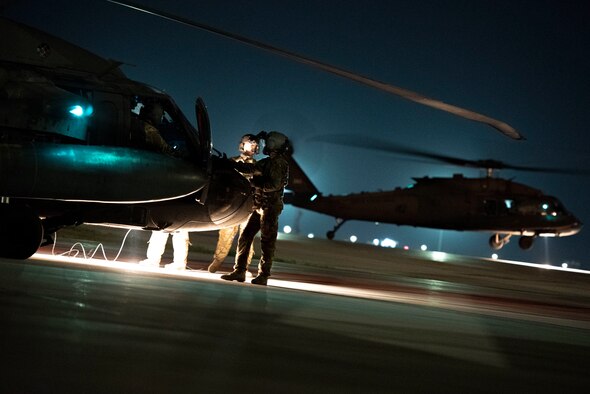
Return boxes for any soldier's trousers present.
[234,205,282,277]
[146,230,190,264]
[212,221,254,267]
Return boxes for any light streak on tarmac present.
[30,252,590,328]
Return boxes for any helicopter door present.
[195,97,212,167]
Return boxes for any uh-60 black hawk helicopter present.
[285,135,583,251]
[0,1,530,260]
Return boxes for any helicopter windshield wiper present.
[106,0,524,141]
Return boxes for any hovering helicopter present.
[0,1,527,260]
[284,135,583,251]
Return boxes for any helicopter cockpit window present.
[0,71,93,143]
[514,198,565,217]
[130,97,197,159]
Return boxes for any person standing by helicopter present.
[221,131,291,286]
[139,230,190,270]
[137,99,189,270]
[206,134,259,273]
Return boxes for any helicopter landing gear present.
[489,233,511,250]
[0,204,44,259]
[326,218,347,240]
[518,236,535,250]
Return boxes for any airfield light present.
[403,245,409,250]
[373,238,380,246]
[431,251,447,262]
[283,225,292,234]
[307,233,314,239]
[350,235,358,243]
[492,253,499,260]
[562,262,569,268]
[310,194,318,201]
[380,238,397,248]
[420,244,428,251]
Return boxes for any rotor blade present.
[310,134,476,167]
[106,0,524,141]
[311,134,590,175]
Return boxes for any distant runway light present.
[431,251,447,262]
[562,262,568,268]
[307,233,314,239]
[350,235,357,243]
[283,225,292,234]
[372,238,380,246]
[492,253,499,260]
[403,245,409,250]
[380,238,397,248]
[420,244,428,251]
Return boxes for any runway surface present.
[2,226,590,393]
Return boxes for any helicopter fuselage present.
[285,168,582,249]
[0,17,255,259]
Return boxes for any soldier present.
[138,101,174,155]
[221,131,291,286]
[207,134,259,273]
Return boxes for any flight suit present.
[232,151,289,279]
[143,122,174,155]
[208,154,257,273]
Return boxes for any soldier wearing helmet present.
[138,101,174,155]
[206,134,259,273]
[222,131,291,286]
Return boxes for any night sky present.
[4,0,589,268]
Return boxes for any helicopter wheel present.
[326,231,335,240]
[0,204,44,259]
[518,236,534,250]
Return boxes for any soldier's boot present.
[251,274,268,286]
[208,259,223,273]
[164,262,186,271]
[220,269,246,282]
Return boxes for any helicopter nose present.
[566,218,583,236]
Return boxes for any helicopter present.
[284,136,583,251]
[0,16,257,259]
[0,2,527,260]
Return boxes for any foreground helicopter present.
[285,136,583,250]
[0,1,527,260]
[0,17,257,259]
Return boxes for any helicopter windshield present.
[513,197,567,218]
[128,95,199,160]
